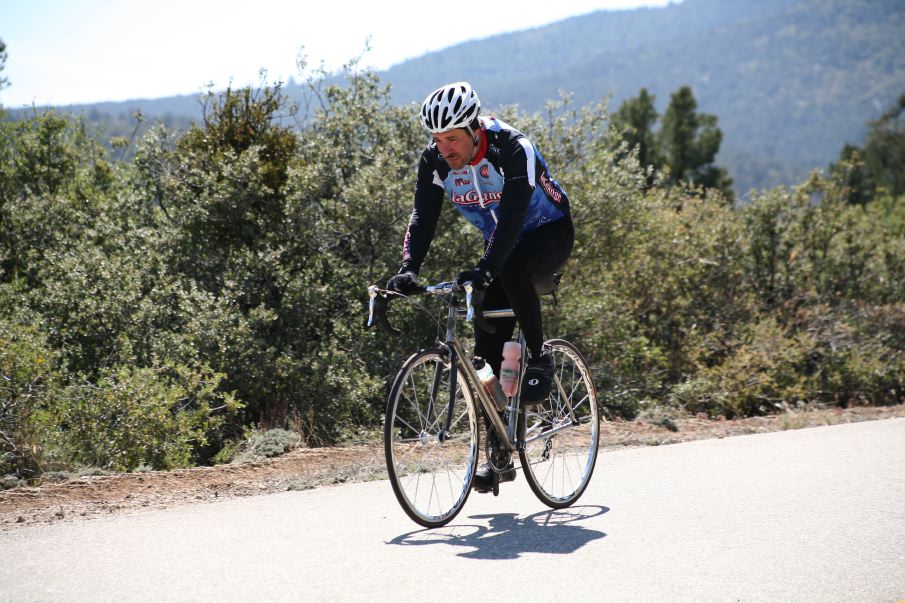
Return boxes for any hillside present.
[380,0,905,194]
[5,0,904,195]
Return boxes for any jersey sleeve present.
[477,136,535,276]
[400,151,445,275]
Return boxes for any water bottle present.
[500,341,521,397]
[473,357,508,412]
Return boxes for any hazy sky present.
[1,0,677,107]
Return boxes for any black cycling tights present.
[474,215,574,375]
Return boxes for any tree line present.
[1,54,903,482]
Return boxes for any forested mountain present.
[5,0,904,195]
[381,0,904,194]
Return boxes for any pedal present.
[492,470,500,497]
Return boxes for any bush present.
[232,428,301,463]
[0,317,60,478]
[671,305,905,416]
[670,317,812,418]
[803,304,905,407]
[40,364,240,471]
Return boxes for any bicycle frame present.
[437,294,523,452]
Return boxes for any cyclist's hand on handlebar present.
[456,267,492,291]
[386,271,420,295]
[457,267,496,334]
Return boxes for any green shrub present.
[233,428,301,463]
[0,317,60,478]
[40,364,241,471]
[670,317,812,417]
[802,304,905,407]
[671,305,905,416]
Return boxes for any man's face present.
[432,128,477,170]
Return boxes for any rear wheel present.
[518,339,600,508]
[384,347,479,528]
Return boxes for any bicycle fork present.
[436,345,458,442]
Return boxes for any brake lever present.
[367,285,379,327]
[464,283,496,334]
[366,285,401,336]
[465,283,474,322]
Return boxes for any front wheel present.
[518,339,600,508]
[384,347,480,528]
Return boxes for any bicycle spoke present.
[539,453,555,485]
[571,393,590,412]
[560,453,575,492]
[393,413,421,439]
[407,374,426,429]
[401,391,427,435]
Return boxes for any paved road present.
[2,418,904,602]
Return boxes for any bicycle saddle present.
[533,272,562,296]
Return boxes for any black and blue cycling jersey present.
[400,116,570,277]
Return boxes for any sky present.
[1,0,676,107]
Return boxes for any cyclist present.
[387,82,574,491]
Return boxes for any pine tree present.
[863,94,905,197]
[658,86,733,199]
[831,94,905,203]
[612,88,660,181]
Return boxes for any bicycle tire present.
[384,347,480,528]
[518,338,600,508]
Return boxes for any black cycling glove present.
[456,267,492,291]
[386,271,420,295]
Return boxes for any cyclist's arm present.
[399,153,444,275]
[476,139,533,277]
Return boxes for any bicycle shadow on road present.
[388,505,608,560]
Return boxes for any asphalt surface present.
[2,418,904,602]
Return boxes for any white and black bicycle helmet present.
[420,82,481,134]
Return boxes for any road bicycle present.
[368,277,600,528]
